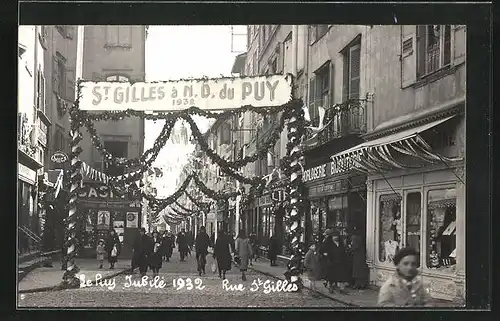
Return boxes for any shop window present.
[405,192,422,255]
[327,195,348,234]
[426,188,457,272]
[105,26,132,48]
[310,203,320,236]
[378,193,402,263]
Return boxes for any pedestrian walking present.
[318,229,350,294]
[176,229,189,261]
[105,229,121,269]
[162,231,174,262]
[249,233,258,265]
[132,227,151,277]
[350,233,369,289]
[195,226,211,276]
[213,231,232,280]
[267,233,280,266]
[96,239,106,269]
[149,231,163,277]
[304,243,322,297]
[378,247,431,307]
[235,230,253,281]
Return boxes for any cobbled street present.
[18,250,346,308]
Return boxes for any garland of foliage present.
[83,112,177,167]
[184,191,212,211]
[174,201,196,214]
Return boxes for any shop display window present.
[426,188,457,272]
[378,193,402,263]
[310,204,320,235]
[327,195,348,235]
[405,192,422,257]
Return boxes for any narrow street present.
[18,249,346,308]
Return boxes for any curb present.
[248,265,359,307]
[18,268,132,294]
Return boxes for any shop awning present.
[330,115,462,173]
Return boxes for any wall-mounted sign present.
[78,182,121,199]
[126,212,138,228]
[78,75,293,111]
[37,119,47,146]
[51,151,68,163]
[18,163,37,184]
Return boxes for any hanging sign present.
[51,151,68,163]
[78,75,293,111]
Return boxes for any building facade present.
[241,25,466,302]
[76,25,148,258]
[18,26,47,254]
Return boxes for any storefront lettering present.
[303,164,328,183]
[18,163,37,183]
[78,185,118,199]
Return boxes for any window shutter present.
[119,26,132,46]
[451,25,466,66]
[349,44,361,99]
[106,26,119,45]
[400,25,417,88]
[308,76,316,120]
[329,63,335,105]
[52,56,59,94]
[40,73,45,113]
[65,68,75,101]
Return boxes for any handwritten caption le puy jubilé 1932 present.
[79,274,297,294]
[79,75,292,111]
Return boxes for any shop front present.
[304,160,367,247]
[255,187,287,253]
[331,113,465,303]
[77,182,142,259]
[18,160,42,255]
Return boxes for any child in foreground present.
[96,239,106,269]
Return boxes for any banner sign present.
[78,75,293,111]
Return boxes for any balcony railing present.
[305,98,368,147]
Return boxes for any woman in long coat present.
[351,233,369,289]
[213,231,232,279]
[149,231,163,276]
[105,229,121,269]
[235,230,253,281]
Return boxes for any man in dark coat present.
[176,229,189,261]
[162,231,174,262]
[268,234,280,266]
[350,233,368,289]
[132,228,152,277]
[195,226,211,275]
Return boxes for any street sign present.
[51,151,68,163]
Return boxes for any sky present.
[144,25,246,197]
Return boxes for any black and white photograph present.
[15,2,491,311]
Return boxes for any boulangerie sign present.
[78,75,292,111]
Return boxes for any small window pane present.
[426,188,457,272]
[406,192,422,265]
[378,193,402,263]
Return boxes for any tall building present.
[242,24,465,303]
[76,25,148,258]
[18,26,47,255]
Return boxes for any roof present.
[231,52,247,74]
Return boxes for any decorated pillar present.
[283,100,307,291]
[61,103,83,288]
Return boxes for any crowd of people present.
[95,226,430,307]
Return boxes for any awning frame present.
[330,116,463,174]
